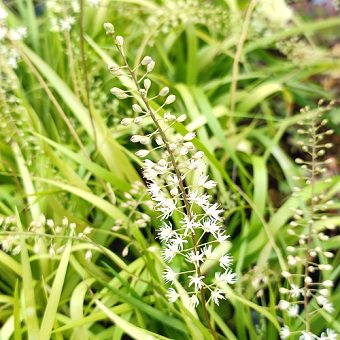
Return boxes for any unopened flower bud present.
[134,117,143,125]
[177,114,187,122]
[139,136,150,145]
[304,276,312,284]
[164,112,176,121]
[141,56,152,65]
[111,87,128,99]
[104,22,115,35]
[278,300,289,310]
[121,118,133,126]
[85,250,92,261]
[130,135,141,143]
[184,132,196,141]
[132,104,143,113]
[122,245,129,257]
[193,151,204,159]
[322,280,333,287]
[116,36,124,46]
[159,87,169,96]
[155,136,164,145]
[147,60,155,73]
[136,149,149,157]
[165,94,176,105]
[180,146,188,155]
[144,79,151,91]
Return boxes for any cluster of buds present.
[104,22,236,312]
[0,214,93,261]
[279,102,337,340]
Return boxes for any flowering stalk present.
[279,102,337,340]
[104,23,236,339]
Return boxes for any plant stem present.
[303,115,316,333]
[229,0,257,131]
[113,40,218,340]
[79,0,97,151]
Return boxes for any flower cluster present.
[279,102,337,340]
[251,0,293,37]
[0,5,27,69]
[144,0,230,41]
[46,0,100,32]
[104,22,236,310]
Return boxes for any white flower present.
[320,329,337,340]
[163,267,177,284]
[157,222,175,242]
[161,244,177,262]
[188,190,210,208]
[185,251,204,266]
[319,289,329,296]
[204,203,223,220]
[181,215,199,236]
[197,175,216,189]
[59,16,75,32]
[299,331,317,340]
[287,304,299,317]
[166,288,179,303]
[211,289,225,306]
[188,295,199,308]
[215,230,229,244]
[188,274,205,292]
[323,302,334,313]
[290,284,302,298]
[170,234,188,251]
[157,198,177,219]
[219,254,233,269]
[280,325,290,339]
[203,245,213,259]
[9,27,27,40]
[201,219,220,235]
[215,269,236,285]
[316,295,327,306]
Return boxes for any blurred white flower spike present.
[105,22,235,337]
[279,102,337,340]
